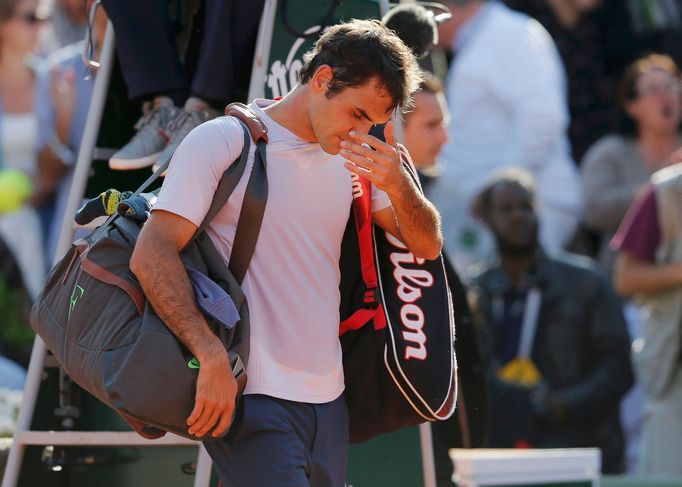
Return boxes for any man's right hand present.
[131,211,239,438]
[187,345,238,438]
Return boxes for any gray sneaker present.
[109,98,181,170]
[152,107,220,173]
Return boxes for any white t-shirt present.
[154,99,391,403]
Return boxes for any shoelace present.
[165,109,215,138]
[165,110,193,135]
[133,103,171,131]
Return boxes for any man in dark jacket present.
[469,169,633,473]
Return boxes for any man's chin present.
[321,137,342,155]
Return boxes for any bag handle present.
[279,0,342,39]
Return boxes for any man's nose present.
[438,125,448,145]
[353,120,375,135]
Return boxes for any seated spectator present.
[469,169,632,474]
[37,0,87,56]
[611,148,682,476]
[429,0,582,273]
[581,53,681,274]
[504,0,617,163]
[103,0,264,172]
[0,0,49,298]
[34,0,107,261]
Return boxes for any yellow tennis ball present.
[0,169,33,213]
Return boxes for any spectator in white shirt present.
[429,0,581,273]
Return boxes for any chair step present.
[16,430,197,446]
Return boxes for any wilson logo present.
[385,232,434,361]
[68,284,85,322]
[351,173,364,199]
[266,25,323,98]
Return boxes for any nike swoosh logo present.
[187,357,200,369]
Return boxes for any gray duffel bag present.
[31,103,268,441]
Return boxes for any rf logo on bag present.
[68,283,85,322]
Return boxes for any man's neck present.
[262,85,317,142]
[500,252,537,288]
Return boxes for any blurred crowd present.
[0,0,681,482]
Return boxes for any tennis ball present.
[0,169,33,213]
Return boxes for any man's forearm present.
[614,253,682,297]
[389,176,443,260]
[130,237,224,363]
[130,211,237,437]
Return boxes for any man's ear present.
[310,65,333,94]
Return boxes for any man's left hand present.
[341,122,408,196]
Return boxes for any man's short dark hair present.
[299,19,422,112]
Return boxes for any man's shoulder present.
[547,251,605,283]
[467,260,504,291]
[169,115,248,174]
[187,115,245,146]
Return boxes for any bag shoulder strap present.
[196,102,269,235]
[94,104,267,288]
[226,104,269,283]
[339,175,382,334]
[198,103,268,284]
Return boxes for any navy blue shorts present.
[204,393,349,487]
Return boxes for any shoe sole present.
[109,151,163,170]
